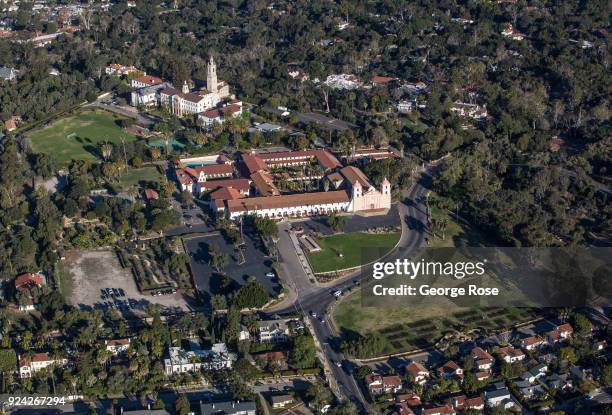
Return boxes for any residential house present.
[19,353,67,378]
[0,66,19,81]
[546,373,573,392]
[521,336,545,351]
[450,102,487,119]
[257,320,290,343]
[106,64,141,77]
[163,342,235,374]
[269,394,294,409]
[200,400,256,415]
[397,100,414,114]
[498,346,526,363]
[4,116,19,131]
[501,23,525,40]
[404,362,430,385]
[445,395,484,412]
[365,373,403,396]
[556,323,573,339]
[569,364,593,382]
[105,338,131,355]
[513,380,545,399]
[484,388,512,408]
[422,405,455,415]
[396,391,421,407]
[472,347,494,370]
[372,75,397,87]
[239,325,250,341]
[143,188,159,202]
[391,403,415,415]
[437,360,464,381]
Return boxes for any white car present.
[265,272,275,278]
[333,290,342,297]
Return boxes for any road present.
[261,106,357,131]
[267,167,435,414]
[83,100,158,128]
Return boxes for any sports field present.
[27,110,137,165]
[306,232,401,274]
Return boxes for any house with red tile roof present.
[396,391,421,407]
[15,273,45,291]
[405,362,430,385]
[105,338,131,355]
[498,346,526,363]
[437,360,464,381]
[365,373,403,396]
[19,353,67,378]
[521,336,546,351]
[422,405,456,415]
[472,347,495,370]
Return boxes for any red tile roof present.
[423,405,455,415]
[226,190,350,213]
[340,165,372,188]
[198,163,234,176]
[15,273,44,290]
[133,75,163,85]
[372,75,397,84]
[209,187,243,202]
[199,178,250,192]
[251,171,280,196]
[241,153,268,174]
[405,362,429,377]
[107,338,130,346]
[144,188,159,200]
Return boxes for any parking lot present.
[65,250,194,316]
[183,229,282,306]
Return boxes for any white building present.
[220,165,391,219]
[158,57,230,117]
[106,64,141,77]
[397,100,414,114]
[0,66,19,81]
[130,75,164,89]
[164,342,235,375]
[19,353,67,378]
[105,338,131,355]
[257,320,290,343]
[450,102,487,119]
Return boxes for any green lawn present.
[27,109,137,166]
[334,288,541,355]
[306,232,400,274]
[117,166,165,189]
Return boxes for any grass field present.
[334,288,541,354]
[306,232,401,274]
[27,109,137,166]
[117,166,165,189]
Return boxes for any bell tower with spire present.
[207,56,218,93]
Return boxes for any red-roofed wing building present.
[175,164,234,194]
[241,153,269,175]
[131,75,163,89]
[556,323,573,339]
[199,179,251,195]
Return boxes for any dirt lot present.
[64,250,195,315]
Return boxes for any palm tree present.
[100,142,113,161]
